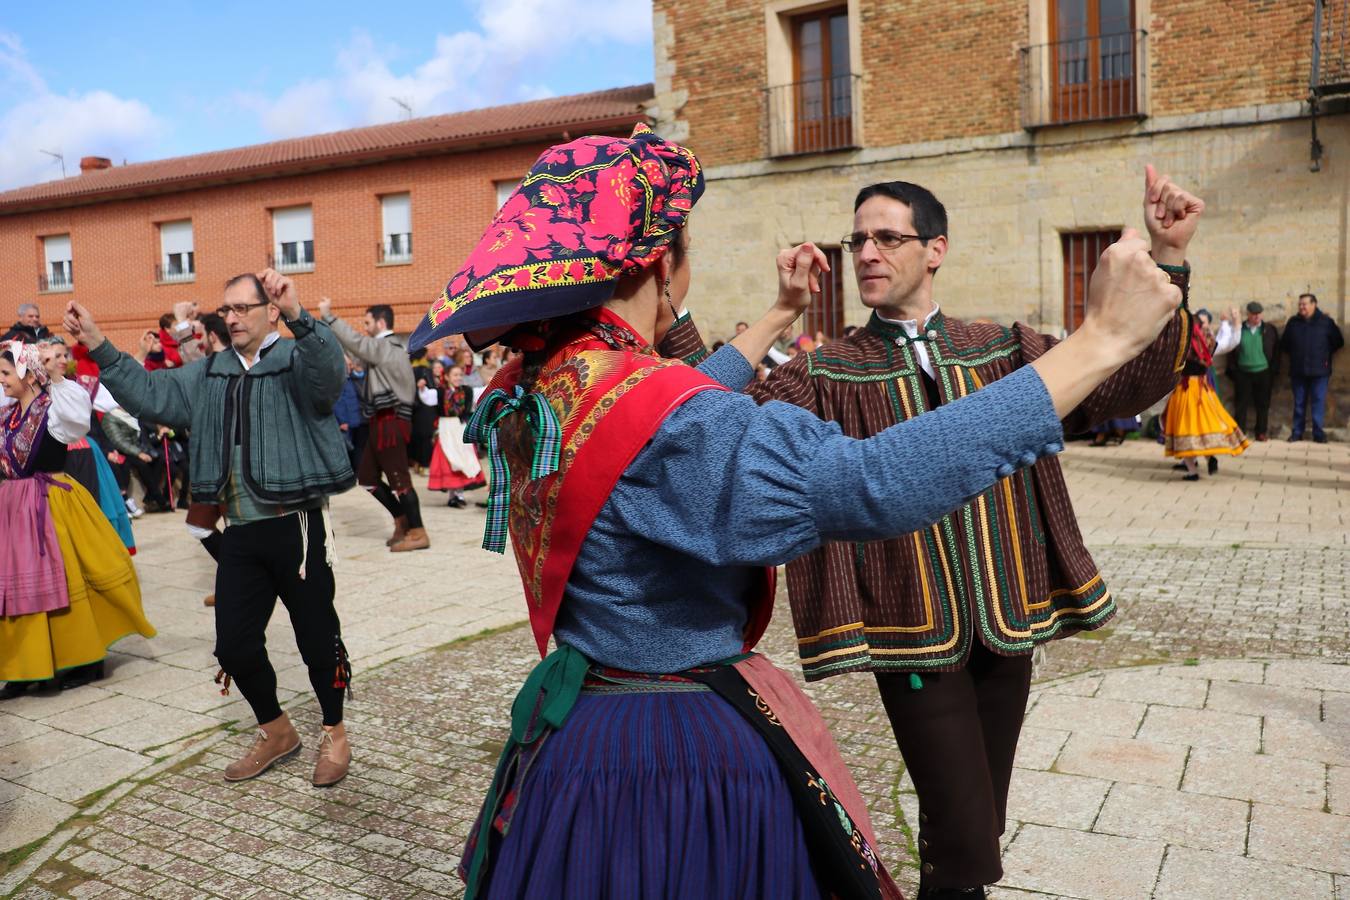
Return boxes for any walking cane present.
[162,436,175,509]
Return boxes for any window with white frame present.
[495,179,520,212]
[272,205,315,272]
[42,234,73,292]
[380,193,412,263]
[159,220,195,282]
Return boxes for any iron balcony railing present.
[269,242,315,274]
[1313,0,1350,97]
[1021,30,1147,128]
[39,272,73,293]
[155,263,195,284]
[378,233,412,263]
[764,73,861,157]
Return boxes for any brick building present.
[650,0,1350,431]
[0,85,650,348]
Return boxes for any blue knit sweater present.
[553,345,1065,672]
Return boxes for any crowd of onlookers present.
[2,291,1340,522]
[711,321,861,383]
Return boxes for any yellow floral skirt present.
[1164,376,1252,459]
[0,474,155,682]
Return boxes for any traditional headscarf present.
[3,341,48,386]
[409,123,704,352]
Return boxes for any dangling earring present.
[663,278,678,320]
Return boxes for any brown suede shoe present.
[385,515,409,547]
[203,594,215,607]
[390,527,430,552]
[223,718,301,782]
[312,728,350,787]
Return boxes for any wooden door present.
[1050,0,1135,123]
[793,8,851,152]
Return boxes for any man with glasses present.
[64,270,358,788]
[663,169,1204,898]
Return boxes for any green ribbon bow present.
[463,384,563,553]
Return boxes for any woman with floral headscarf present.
[0,341,153,698]
[413,126,1183,899]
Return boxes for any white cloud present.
[0,32,165,191]
[243,0,653,138]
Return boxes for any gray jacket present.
[90,309,354,504]
[323,316,415,420]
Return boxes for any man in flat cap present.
[1229,301,1279,441]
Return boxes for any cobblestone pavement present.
[0,484,523,858]
[1,438,1347,898]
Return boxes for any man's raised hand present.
[775,242,830,316]
[63,301,105,349]
[257,268,302,321]
[1143,164,1204,264]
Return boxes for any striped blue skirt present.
[481,687,825,899]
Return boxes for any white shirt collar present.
[235,330,280,369]
[878,303,941,337]
[376,329,394,339]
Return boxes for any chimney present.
[79,156,112,174]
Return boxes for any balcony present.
[1313,0,1350,99]
[1021,30,1147,129]
[764,73,861,157]
[270,242,315,274]
[39,273,72,293]
[155,263,195,284]
[378,233,412,265]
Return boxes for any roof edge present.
[0,85,654,216]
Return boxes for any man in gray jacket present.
[318,298,429,552]
[65,269,356,788]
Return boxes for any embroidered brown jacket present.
[662,284,1190,680]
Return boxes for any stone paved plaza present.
[1,437,1347,899]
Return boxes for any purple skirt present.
[0,476,70,617]
[481,688,824,900]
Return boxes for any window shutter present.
[381,194,411,236]
[273,206,314,244]
[160,220,194,255]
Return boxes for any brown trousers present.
[875,642,1033,890]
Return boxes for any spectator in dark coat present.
[2,304,50,343]
[1282,292,1344,443]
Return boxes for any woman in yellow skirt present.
[1164,309,1249,480]
[0,342,154,697]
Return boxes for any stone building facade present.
[650,0,1348,431]
[0,86,649,349]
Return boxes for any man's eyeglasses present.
[216,301,268,318]
[840,231,929,253]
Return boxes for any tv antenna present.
[390,97,413,120]
[39,148,66,178]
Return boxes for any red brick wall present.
[1148,1,1312,116]
[0,143,551,348]
[656,0,1312,167]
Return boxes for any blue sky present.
[0,0,654,189]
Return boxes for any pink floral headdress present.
[410,123,704,351]
[4,341,48,386]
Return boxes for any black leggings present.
[875,643,1033,890]
[213,511,349,726]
